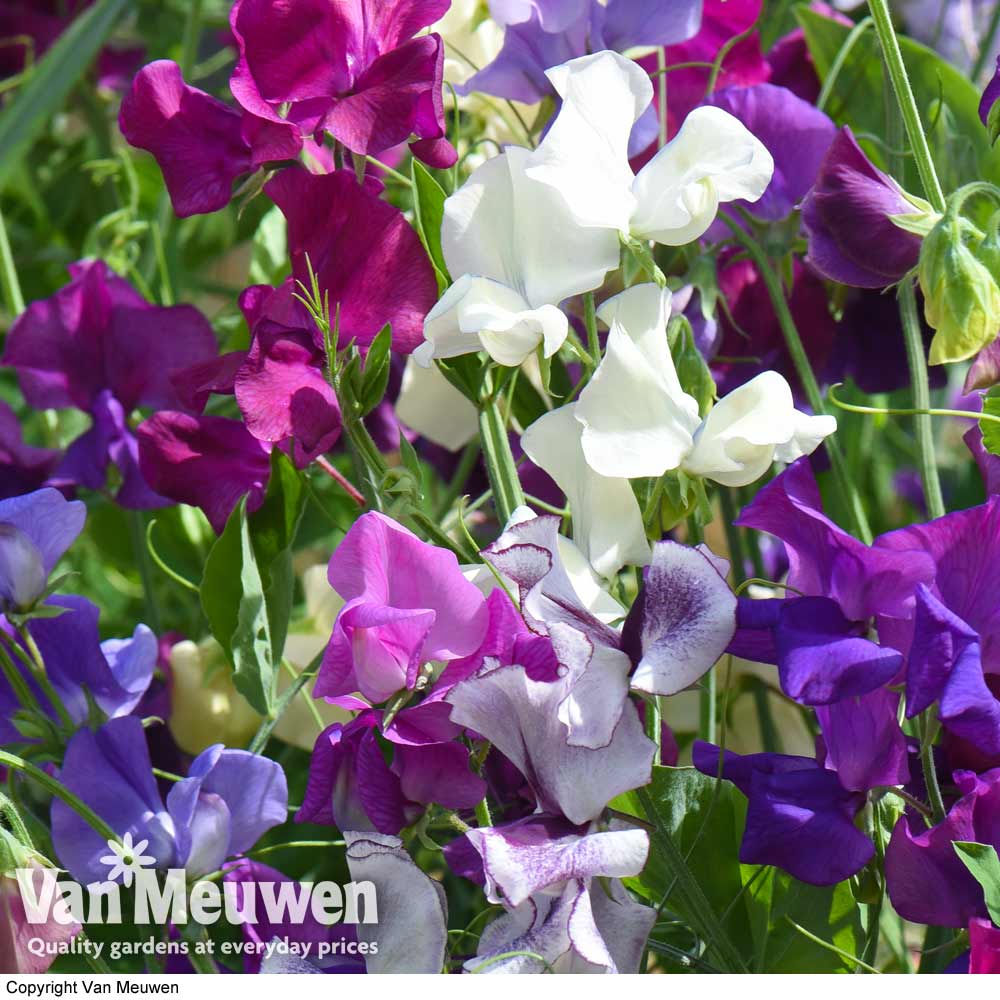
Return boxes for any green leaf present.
[613,766,750,971]
[358,324,393,417]
[954,841,1000,925]
[199,451,305,714]
[410,160,450,290]
[797,6,1000,197]
[980,388,1000,456]
[669,316,716,417]
[0,0,131,189]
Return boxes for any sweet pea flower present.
[524,51,773,247]
[0,595,156,743]
[446,815,654,974]
[0,488,84,612]
[0,402,60,502]
[524,285,836,568]
[315,512,489,704]
[969,918,1000,973]
[886,767,1000,927]
[802,127,930,289]
[2,261,218,509]
[415,145,619,367]
[230,0,456,169]
[51,716,287,883]
[0,859,80,974]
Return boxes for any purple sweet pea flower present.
[51,716,287,884]
[0,594,156,742]
[693,740,874,885]
[0,487,85,611]
[736,458,936,622]
[0,402,60,501]
[802,127,926,289]
[703,83,836,222]
[886,767,1000,927]
[222,860,362,974]
[315,512,489,704]
[230,0,456,169]
[446,814,654,973]
[264,167,438,355]
[727,595,903,705]
[136,412,271,534]
[2,261,218,509]
[981,56,1000,128]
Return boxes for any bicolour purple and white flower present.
[51,716,287,883]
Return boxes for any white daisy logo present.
[99,832,156,887]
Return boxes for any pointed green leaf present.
[954,841,1000,926]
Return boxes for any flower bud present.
[918,216,1000,365]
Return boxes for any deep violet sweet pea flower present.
[230,0,456,168]
[0,594,156,743]
[51,715,287,884]
[703,83,837,222]
[315,512,489,705]
[0,488,84,611]
[136,412,271,534]
[981,57,1000,129]
[445,814,654,973]
[264,167,438,354]
[885,767,1000,928]
[1,261,218,509]
[119,60,302,219]
[0,401,60,501]
[802,127,928,289]
[692,740,875,885]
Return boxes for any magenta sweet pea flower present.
[136,412,271,533]
[315,512,489,704]
[120,60,302,219]
[2,261,218,509]
[230,0,456,168]
[264,167,438,354]
[802,127,926,289]
[970,918,1000,973]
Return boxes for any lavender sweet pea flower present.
[0,488,84,611]
[886,767,1000,927]
[136,413,271,534]
[230,0,456,168]
[316,512,489,704]
[448,814,654,973]
[0,594,156,742]
[51,716,287,884]
[693,741,874,885]
[802,127,928,289]
[2,261,218,509]
[703,83,837,222]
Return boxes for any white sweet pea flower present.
[683,371,838,487]
[576,283,701,478]
[520,404,651,577]
[414,145,620,368]
[395,355,479,451]
[525,50,774,246]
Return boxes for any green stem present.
[583,291,600,365]
[0,750,119,843]
[474,797,493,829]
[918,714,947,823]
[248,649,323,754]
[129,510,162,634]
[817,17,873,113]
[645,695,662,766]
[478,393,525,525]
[866,0,946,212]
[179,0,204,78]
[722,217,873,543]
[0,205,24,315]
[13,627,75,731]
[898,281,945,519]
[0,642,35,717]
